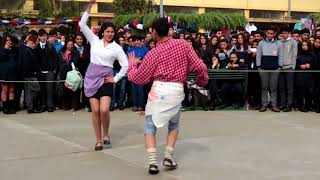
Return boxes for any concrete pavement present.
[1,109,320,180]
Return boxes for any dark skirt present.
[90,83,113,99]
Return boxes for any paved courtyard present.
[1,109,320,180]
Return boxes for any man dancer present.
[128,18,208,174]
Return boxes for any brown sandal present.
[103,136,111,145]
[95,142,103,151]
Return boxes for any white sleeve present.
[113,47,129,83]
[79,12,98,44]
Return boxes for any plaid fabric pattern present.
[128,38,208,87]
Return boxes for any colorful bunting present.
[0,18,79,26]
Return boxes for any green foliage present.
[312,13,320,22]
[0,0,25,9]
[37,0,80,19]
[112,0,156,15]
[113,12,245,29]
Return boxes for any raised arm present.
[127,51,158,86]
[78,0,98,44]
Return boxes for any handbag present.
[64,62,83,92]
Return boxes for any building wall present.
[2,0,320,27]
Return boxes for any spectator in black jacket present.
[247,40,261,109]
[207,54,221,110]
[74,33,91,111]
[36,29,58,112]
[295,41,315,112]
[221,52,247,109]
[313,37,320,113]
[19,35,41,113]
[198,34,211,67]
[0,33,19,114]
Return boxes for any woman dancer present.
[79,0,128,151]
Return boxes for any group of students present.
[171,26,320,113]
[1,0,320,174]
[0,28,92,114]
[1,25,320,114]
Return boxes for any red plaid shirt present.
[128,38,208,87]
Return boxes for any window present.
[98,3,115,13]
[34,0,40,10]
[291,12,312,19]
[250,10,283,19]
[206,8,244,15]
[161,6,198,14]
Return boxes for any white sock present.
[147,148,158,166]
[164,146,174,160]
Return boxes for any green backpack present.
[64,62,83,92]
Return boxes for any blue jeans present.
[131,83,144,108]
[111,74,127,107]
[144,110,181,135]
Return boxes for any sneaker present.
[27,109,41,114]
[282,106,292,112]
[132,107,138,111]
[47,107,55,112]
[279,105,286,110]
[259,106,267,112]
[299,107,308,113]
[137,107,144,111]
[232,104,241,109]
[118,105,125,111]
[271,106,280,113]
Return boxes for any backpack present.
[64,62,83,92]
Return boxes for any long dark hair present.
[198,34,208,46]
[75,32,87,45]
[236,33,248,51]
[1,33,14,48]
[98,22,116,41]
[299,40,313,54]
[61,38,75,53]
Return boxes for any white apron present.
[145,81,185,128]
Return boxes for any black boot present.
[8,100,16,114]
[2,101,10,114]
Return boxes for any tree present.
[0,0,25,9]
[313,13,320,22]
[112,0,156,15]
[38,0,80,18]
[113,12,246,30]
